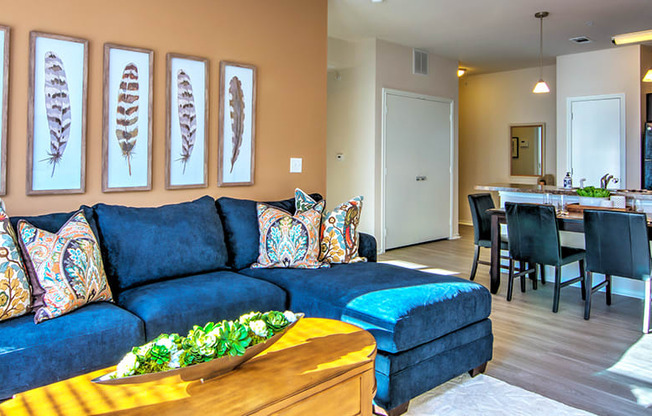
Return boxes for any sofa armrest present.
[358,232,377,262]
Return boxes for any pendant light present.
[533,11,550,94]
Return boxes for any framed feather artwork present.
[102,43,153,192]
[218,61,256,186]
[0,26,9,196]
[27,31,88,195]
[165,53,208,189]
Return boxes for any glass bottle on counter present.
[563,172,572,189]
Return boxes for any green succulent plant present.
[263,311,290,333]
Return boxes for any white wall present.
[327,38,377,234]
[327,38,459,244]
[556,45,642,189]
[458,65,557,224]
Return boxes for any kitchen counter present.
[474,183,652,200]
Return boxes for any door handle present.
[416,176,427,182]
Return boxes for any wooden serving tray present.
[565,203,633,213]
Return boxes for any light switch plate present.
[290,158,302,173]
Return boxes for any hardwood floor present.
[379,225,649,416]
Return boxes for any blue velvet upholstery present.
[215,194,322,270]
[0,302,144,399]
[375,330,494,410]
[95,196,228,292]
[358,232,377,262]
[117,271,287,340]
[10,205,100,241]
[240,262,491,353]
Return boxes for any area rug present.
[404,374,595,416]
[605,334,652,407]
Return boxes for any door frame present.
[381,88,454,253]
[566,93,626,187]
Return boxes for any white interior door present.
[569,95,625,188]
[384,91,452,250]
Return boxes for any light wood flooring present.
[379,225,650,416]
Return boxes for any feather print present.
[115,63,139,176]
[228,76,245,173]
[43,51,71,177]
[176,69,196,174]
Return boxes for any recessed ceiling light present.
[371,0,384,3]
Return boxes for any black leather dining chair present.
[468,193,509,281]
[505,202,586,312]
[583,210,651,332]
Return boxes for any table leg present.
[490,212,501,294]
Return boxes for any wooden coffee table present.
[0,318,377,416]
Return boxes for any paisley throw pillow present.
[0,206,31,322]
[252,200,327,269]
[294,188,366,264]
[18,211,113,323]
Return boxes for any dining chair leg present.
[530,263,538,291]
[606,274,612,306]
[470,245,480,281]
[507,259,515,302]
[644,279,651,334]
[579,259,586,301]
[520,261,527,293]
[539,264,546,285]
[584,271,593,320]
[553,266,562,313]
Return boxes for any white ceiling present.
[328,0,652,75]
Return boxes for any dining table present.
[486,207,652,294]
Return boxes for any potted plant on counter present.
[576,186,611,206]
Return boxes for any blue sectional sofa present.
[0,194,493,415]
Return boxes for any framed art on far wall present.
[0,25,9,196]
[27,31,88,195]
[166,53,208,189]
[102,43,153,192]
[218,61,256,186]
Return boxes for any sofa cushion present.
[17,211,113,323]
[0,302,144,399]
[117,270,287,340]
[10,205,100,242]
[216,194,322,270]
[253,201,326,269]
[240,262,491,353]
[0,206,30,322]
[94,196,228,292]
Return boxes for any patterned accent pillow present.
[252,201,327,269]
[320,196,366,264]
[294,189,366,264]
[17,211,113,324]
[0,206,31,322]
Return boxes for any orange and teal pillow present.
[17,211,113,323]
[0,206,31,322]
[295,188,366,264]
[252,200,327,269]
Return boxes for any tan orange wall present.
[0,0,327,215]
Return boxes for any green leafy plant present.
[113,310,298,379]
[576,186,611,198]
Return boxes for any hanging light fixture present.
[457,68,466,77]
[533,11,550,94]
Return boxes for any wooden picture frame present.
[0,26,9,196]
[27,31,88,195]
[102,43,153,192]
[218,61,256,186]
[511,137,519,158]
[165,53,208,189]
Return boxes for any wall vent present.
[569,36,592,44]
[413,49,428,75]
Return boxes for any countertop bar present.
[474,183,652,200]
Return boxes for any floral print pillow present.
[17,211,113,324]
[294,188,366,264]
[252,201,327,269]
[0,206,31,322]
